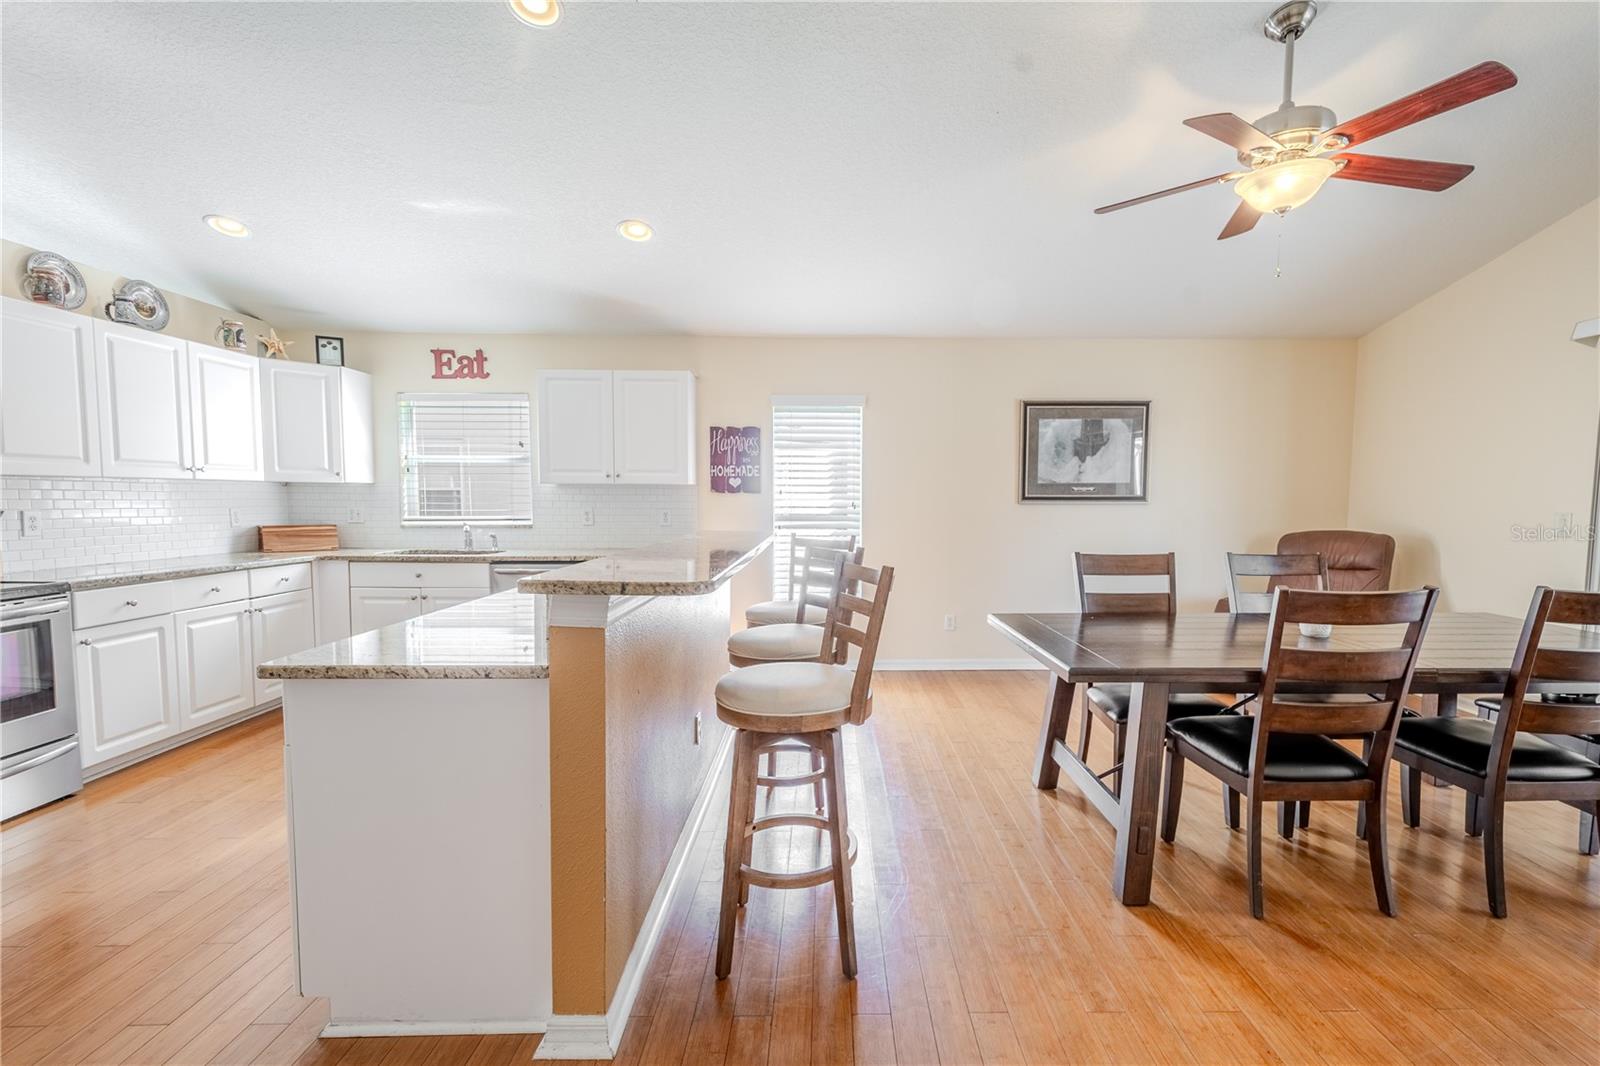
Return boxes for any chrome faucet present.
[462,523,474,550]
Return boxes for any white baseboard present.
[83,701,281,782]
[874,658,1041,671]
[535,727,735,1060]
[321,1019,545,1038]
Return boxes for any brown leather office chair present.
[1212,530,1394,612]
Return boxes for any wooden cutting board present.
[259,524,339,552]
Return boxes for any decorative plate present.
[105,279,170,331]
[22,251,87,310]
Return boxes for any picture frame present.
[1020,400,1149,501]
[315,335,345,367]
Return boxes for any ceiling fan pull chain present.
[1275,214,1285,279]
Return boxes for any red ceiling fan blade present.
[1218,201,1261,240]
[1183,113,1284,153]
[1323,61,1517,149]
[1331,154,1475,192]
[1094,172,1243,215]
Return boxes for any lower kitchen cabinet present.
[252,589,316,706]
[75,615,181,768]
[349,587,423,632]
[175,602,257,730]
[419,586,491,613]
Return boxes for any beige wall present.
[279,327,1359,661]
[1,239,270,349]
[1346,199,1599,614]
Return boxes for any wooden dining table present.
[987,609,1600,907]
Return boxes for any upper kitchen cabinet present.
[536,369,694,485]
[188,343,263,480]
[95,321,193,479]
[261,361,374,483]
[0,298,101,477]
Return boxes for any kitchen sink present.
[379,548,505,555]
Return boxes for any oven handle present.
[1,738,79,779]
[0,600,70,623]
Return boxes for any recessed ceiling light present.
[617,219,654,242]
[507,0,560,26]
[204,214,250,238]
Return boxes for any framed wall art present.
[1020,401,1149,501]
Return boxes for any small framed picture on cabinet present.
[315,336,345,367]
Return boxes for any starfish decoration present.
[258,329,294,359]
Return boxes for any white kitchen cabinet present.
[536,369,694,485]
[536,369,613,484]
[94,321,192,479]
[261,362,374,484]
[175,602,257,730]
[349,587,422,633]
[188,342,263,481]
[612,370,695,484]
[0,297,101,476]
[252,589,317,705]
[74,614,181,769]
[420,587,490,614]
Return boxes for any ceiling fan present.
[1094,1,1517,239]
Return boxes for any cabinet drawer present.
[172,571,250,611]
[73,581,174,628]
[249,563,311,598]
[348,562,491,589]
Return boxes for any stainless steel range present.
[2,580,82,820]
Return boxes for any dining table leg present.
[1111,680,1170,906]
[1032,674,1075,790]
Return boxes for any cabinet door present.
[188,342,263,481]
[75,616,180,769]
[612,370,695,484]
[175,602,256,729]
[95,322,192,479]
[536,370,612,484]
[0,298,101,476]
[419,587,489,614]
[349,587,422,634]
[338,368,375,484]
[251,589,317,705]
[262,362,343,482]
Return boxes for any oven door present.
[1,599,76,758]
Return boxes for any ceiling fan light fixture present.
[1233,157,1338,214]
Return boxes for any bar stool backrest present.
[818,559,895,726]
[798,544,865,622]
[1489,587,1600,773]
[787,534,858,620]
[1226,552,1329,614]
[1074,551,1177,617]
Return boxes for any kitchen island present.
[258,532,767,1059]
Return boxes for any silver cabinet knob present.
[78,638,91,646]
[420,594,429,600]
[409,595,419,601]
[195,465,206,473]
[278,576,291,583]
[415,572,423,579]
[124,600,138,607]
[209,586,222,593]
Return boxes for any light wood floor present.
[2,672,1596,1066]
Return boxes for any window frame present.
[769,395,865,601]
[397,391,535,527]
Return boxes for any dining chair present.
[1456,695,1600,857]
[1160,584,1439,918]
[745,534,859,626]
[1073,552,1224,795]
[1224,550,1332,836]
[1393,586,1600,917]
[713,557,893,979]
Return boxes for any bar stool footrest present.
[739,827,858,890]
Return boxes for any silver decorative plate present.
[22,251,88,310]
[105,279,170,331]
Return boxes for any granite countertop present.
[5,547,608,591]
[521,531,770,596]
[257,590,548,680]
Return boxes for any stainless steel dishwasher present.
[489,562,567,595]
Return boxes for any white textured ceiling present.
[2,1,1596,337]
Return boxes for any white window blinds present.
[399,393,533,524]
[771,398,864,600]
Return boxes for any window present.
[399,393,532,524]
[770,396,864,600]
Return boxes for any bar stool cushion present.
[745,599,825,626]
[716,662,855,719]
[1167,714,1368,782]
[728,623,825,663]
[1086,684,1224,723]
[1396,717,1600,782]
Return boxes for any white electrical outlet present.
[348,507,366,524]
[19,510,40,538]
[582,508,595,527]
[943,613,957,631]
[659,509,671,526]
[228,508,243,527]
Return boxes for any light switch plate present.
[582,508,595,527]
[19,510,40,538]
[659,509,671,526]
[348,507,365,524]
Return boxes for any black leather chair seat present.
[1396,717,1600,782]
[1086,684,1222,723]
[1474,697,1600,744]
[1166,714,1368,782]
